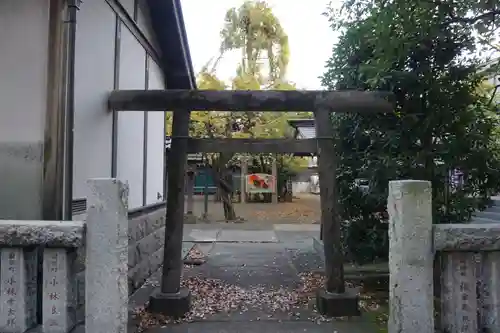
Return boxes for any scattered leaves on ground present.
[132,269,392,331]
[249,199,321,223]
[133,276,302,331]
[183,245,207,265]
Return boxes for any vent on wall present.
[72,198,87,215]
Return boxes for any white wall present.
[72,1,167,210]
[117,26,146,209]
[0,0,49,219]
[119,0,135,18]
[73,0,115,198]
[146,58,166,204]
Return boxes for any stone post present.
[271,157,278,204]
[0,248,38,333]
[42,248,76,333]
[387,180,434,333]
[240,157,247,203]
[85,178,129,333]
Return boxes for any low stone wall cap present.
[0,220,85,248]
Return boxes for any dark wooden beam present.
[314,108,345,294]
[109,89,393,113]
[159,109,190,295]
[186,138,319,153]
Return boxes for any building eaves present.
[287,119,315,129]
[146,0,196,89]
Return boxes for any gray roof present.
[297,126,316,139]
[287,119,316,139]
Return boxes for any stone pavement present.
[128,224,379,333]
[183,223,321,243]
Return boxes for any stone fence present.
[388,180,500,333]
[0,178,128,333]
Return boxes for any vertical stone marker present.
[479,252,500,331]
[85,178,129,333]
[387,180,434,333]
[24,249,38,329]
[0,248,37,333]
[441,252,478,332]
[42,248,75,333]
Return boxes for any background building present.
[0,0,195,299]
[0,0,195,220]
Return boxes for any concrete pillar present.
[42,248,76,333]
[271,157,278,204]
[85,179,129,333]
[240,157,247,203]
[0,248,38,333]
[387,180,434,333]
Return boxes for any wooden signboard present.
[246,173,275,193]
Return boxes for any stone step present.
[474,210,500,221]
[485,204,500,213]
[142,318,378,333]
[470,216,500,224]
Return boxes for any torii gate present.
[108,89,392,317]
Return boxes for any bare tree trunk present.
[219,153,237,221]
[205,115,238,220]
[211,154,237,221]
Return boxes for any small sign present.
[246,173,275,193]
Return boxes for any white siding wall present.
[119,0,135,18]
[73,0,115,198]
[1,0,166,213]
[0,0,50,219]
[146,58,166,204]
[117,26,146,209]
[72,1,166,209]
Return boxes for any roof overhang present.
[287,119,315,129]
[146,0,196,89]
[286,119,316,156]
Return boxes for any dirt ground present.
[186,193,321,224]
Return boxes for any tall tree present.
[166,1,310,220]
[321,0,500,263]
[199,1,294,220]
[210,0,290,85]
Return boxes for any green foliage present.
[322,0,500,263]
[219,0,290,83]
[166,1,312,213]
[167,0,311,172]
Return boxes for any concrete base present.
[148,288,191,318]
[315,288,360,317]
[184,214,198,224]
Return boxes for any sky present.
[180,0,339,89]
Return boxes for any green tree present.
[166,1,312,220]
[321,0,500,263]
[211,0,290,84]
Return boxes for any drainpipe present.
[62,0,80,220]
